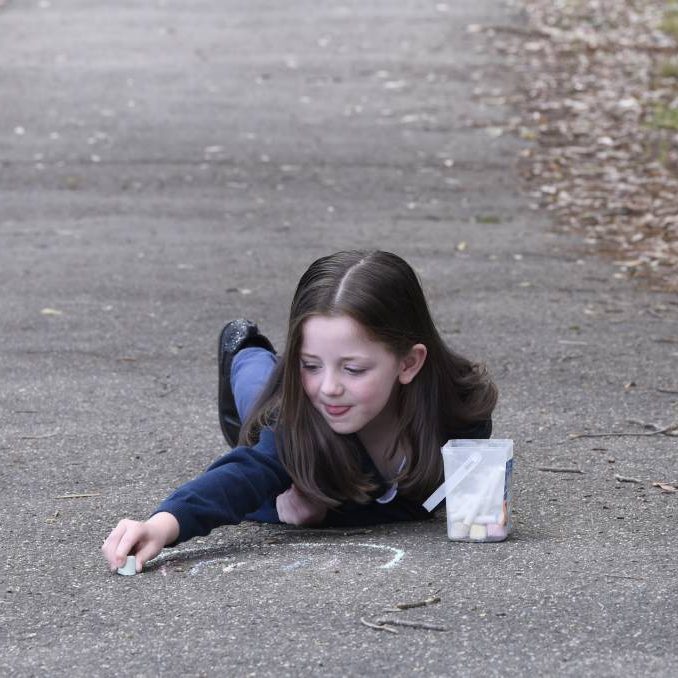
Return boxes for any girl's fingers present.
[275,493,284,522]
[133,542,159,572]
[101,519,162,573]
[113,523,144,568]
[276,487,314,526]
[101,520,132,570]
[276,492,288,524]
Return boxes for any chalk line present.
[286,542,406,570]
[188,542,405,576]
[149,541,406,576]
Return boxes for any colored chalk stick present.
[486,524,508,540]
[474,513,500,525]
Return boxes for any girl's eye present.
[301,363,320,372]
[345,367,366,376]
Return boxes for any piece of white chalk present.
[469,524,488,541]
[463,489,487,526]
[449,522,470,539]
[117,555,137,576]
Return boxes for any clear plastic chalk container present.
[423,439,513,542]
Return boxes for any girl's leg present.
[230,347,277,421]
[232,348,281,524]
[218,319,275,445]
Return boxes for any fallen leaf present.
[652,482,677,493]
[487,0,678,292]
[40,308,63,316]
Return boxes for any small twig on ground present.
[391,596,441,611]
[570,570,646,582]
[360,617,398,634]
[538,467,583,474]
[375,618,449,632]
[482,24,552,39]
[627,419,662,429]
[615,474,642,484]
[568,424,677,440]
[603,573,646,582]
[657,388,678,395]
[54,493,101,499]
[19,432,59,440]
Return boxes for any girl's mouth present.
[323,404,351,417]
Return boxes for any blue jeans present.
[231,347,282,523]
[231,347,277,423]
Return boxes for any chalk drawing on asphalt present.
[149,541,406,576]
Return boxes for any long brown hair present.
[241,250,497,507]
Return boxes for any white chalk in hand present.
[117,555,137,576]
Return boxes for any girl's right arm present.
[154,429,291,543]
[101,429,292,571]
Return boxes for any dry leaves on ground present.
[482,0,678,292]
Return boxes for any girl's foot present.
[218,319,275,446]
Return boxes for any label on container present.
[503,457,513,531]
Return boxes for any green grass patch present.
[659,60,678,78]
[650,104,678,130]
[475,214,501,224]
[660,10,678,38]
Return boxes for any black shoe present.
[218,319,275,446]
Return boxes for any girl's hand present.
[276,484,327,526]
[101,512,179,573]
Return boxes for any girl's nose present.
[320,370,343,396]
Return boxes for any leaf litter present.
[479,0,678,292]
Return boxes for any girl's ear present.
[398,344,427,384]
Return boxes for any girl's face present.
[299,314,403,436]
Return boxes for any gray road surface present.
[1,0,677,676]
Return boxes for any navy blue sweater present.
[154,420,491,545]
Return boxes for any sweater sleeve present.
[152,428,291,545]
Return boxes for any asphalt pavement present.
[1,0,677,676]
